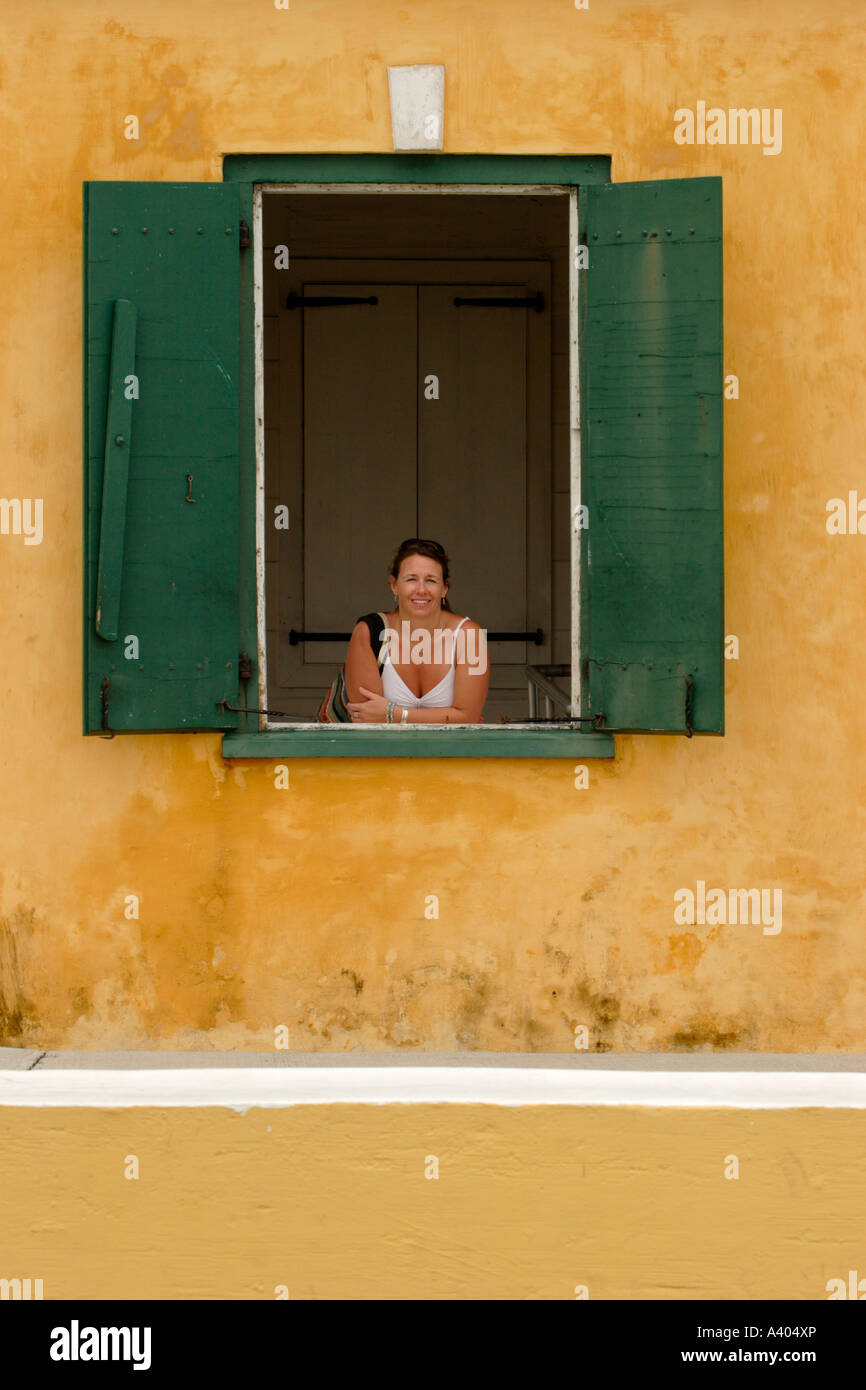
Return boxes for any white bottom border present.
[1,1068,864,1110]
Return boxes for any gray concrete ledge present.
[0,1048,44,1070]
[2,1047,865,1072]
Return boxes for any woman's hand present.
[346,686,390,723]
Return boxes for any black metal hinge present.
[217,699,299,717]
[286,293,379,309]
[216,650,296,714]
[239,220,251,250]
[288,628,544,645]
[453,292,544,311]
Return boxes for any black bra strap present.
[358,612,386,671]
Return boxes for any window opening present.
[257,188,574,730]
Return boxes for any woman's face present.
[390,555,449,617]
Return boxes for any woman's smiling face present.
[390,555,449,618]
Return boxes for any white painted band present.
[1,1068,864,1110]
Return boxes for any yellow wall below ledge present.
[1,1104,863,1300]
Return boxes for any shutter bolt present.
[641,229,648,236]
[197,227,204,234]
[111,227,119,235]
[197,663,203,670]
[615,229,621,237]
[225,227,232,234]
[114,435,124,445]
[168,227,175,234]
[141,227,148,233]
[592,231,598,239]
[689,227,695,234]
[100,676,114,738]
[665,228,672,235]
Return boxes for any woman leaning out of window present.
[345,539,489,725]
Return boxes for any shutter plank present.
[95,299,137,641]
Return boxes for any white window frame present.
[253,182,581,731]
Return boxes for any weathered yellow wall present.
[2,0,865,1051]
[1,1103,864,1298]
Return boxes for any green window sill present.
[221,726,615,759]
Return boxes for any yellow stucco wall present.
[1,0,865,1051]
[0,1103,863,1299]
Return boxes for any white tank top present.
[380,616,471,708]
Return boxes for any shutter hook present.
[186,474,196,503]
[684,674,694,737]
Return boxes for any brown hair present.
[388,538,452,611]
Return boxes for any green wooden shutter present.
[83,181,241,733]
[579,176,723,733]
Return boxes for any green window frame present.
[83,154,723,760]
